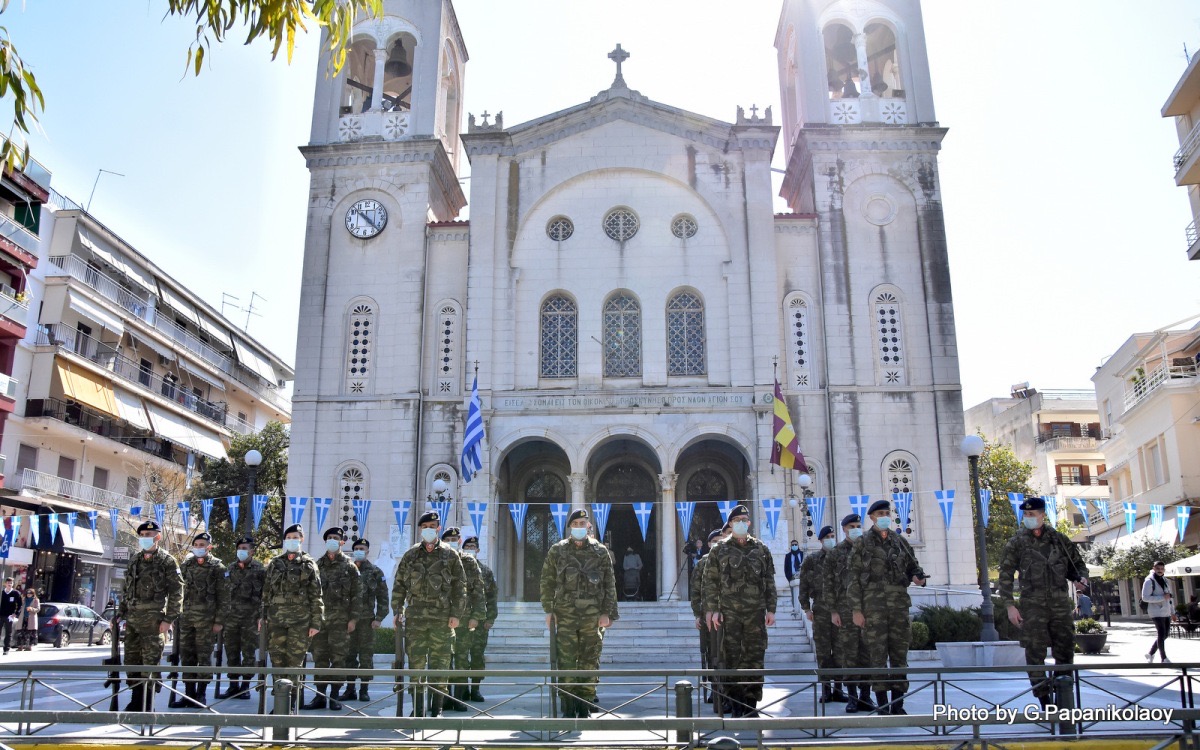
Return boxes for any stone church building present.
[287,0,978,603]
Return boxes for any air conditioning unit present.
[157,355,171,367]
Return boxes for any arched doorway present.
[522,471,566,601]
[495,439,571,602]
[675,439,751,596]
[587,438,662,601]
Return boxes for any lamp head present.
[798,474,812,489]
[960,434,984,458]
[432,477,449,496]
[244,449,263,467]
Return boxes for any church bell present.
[384,40,412,78]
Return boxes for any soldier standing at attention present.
[997,497,1087,707]
[703,505,777,718]
[460,536,497,702]
[849,499,926,716]
[825,514,873,714]
[261,524,323,712]
[392,511,466,717]
[800,525,844,705]
[177,532,228,709]
[540,508,619,718]
[118,520,184,712]
[439,527,483,712]
[690,527,725,706]
[303,527,361,710]
[217,535,265,700]
[345,538,389,702]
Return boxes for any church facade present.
[287,0,978,603]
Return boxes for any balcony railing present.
[1125,362,1199,410]
[1037,435,1100,453]
[21,468,141,511]
[1176,121,1200,174]
[1053,475,1108,489]
[0,214,38,257]
[1188,219,1199,258]
[25,397,184,468]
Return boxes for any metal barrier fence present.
[0,662,1197,747]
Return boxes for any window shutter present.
[1080,465,1090,485]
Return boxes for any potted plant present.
[1074,618,1108,654]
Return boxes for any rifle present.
[212,629,225,699]
[708,622,724,718]
[698,621,710,703]
[166,620,184,707]
[103,613,121,712]
[548,616,558,719]
[256,605,269,715]
[392,618,405,717]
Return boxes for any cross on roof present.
[749,104,759,119]
[608,44,629,88]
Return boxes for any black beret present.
[840,513,861,528]
[441,527,462,539]
[192,532,212,543]
[1019,497,1046,512]
[867,500,891,516]
[728,504,750,519]
[283,523,304,537]
[707,528,723,542]
[462,536,479,548]
[568,509,589,524]
[417,511,440,526]
[236,535,255,546]
[136,521,161,534]
[322,527,345,540]
[818,525,835,540]
[722,521,732,531]
[352,538,370,549]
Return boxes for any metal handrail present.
[21,467,142,510]
[1125,363,1199,410]
[1176,121,1200,172]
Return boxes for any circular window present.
[671,214,698,239]
[547,216,574,242]
[603,208,639,242]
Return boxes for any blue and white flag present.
[129,506,142,519]
[761,497,783,539]
[432,499,452,527]
[226,496,240,529]
[848,495,870,521]
[550,503,570,540]
[1179,506,1192,540]
[1072,498,1091,528]
[153,504,166,529]
[47,513,59,543]
[312,497,333,532]
[66,512,77,541]
[1151,504,1164,536]
[353,498,372,536]
[87,510,98,535]
[676,501,695,538]
[461,375,486,483]
[1043,496,1057,526]
[30,515,38,546]
[591,503,611,540]
[892,492,913,531]
[1093,499,1111,526]
[288,497,307,527]
[979,490,992,528]
[936,490,954,530]
[808,496,828,532]
[252,495,269,530]
[177,501,191,530]
[1008,493,1024,525]
[201,498,213,529]
[9,516,19,549]
[466,501,487,535]
[1123,502,1137,535]
[108,508,119,541]
[391,499,411,531]
[717,500,739,521]
[633,502,653,541]
[509,503,528,542]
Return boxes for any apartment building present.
[1165,49,1200,260]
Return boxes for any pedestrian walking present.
[1074,591,1093,620]
[303,527,361,710]
[848,499,926,715]
[996,497,1087,708]
[177,532,228,709]
[824,513,874,713]
[800,525,843,704]
[261,524,324,712]
[216,535,265,700]
[439,527,484,712]
[540,508,619,718]
[783,540,803,612]
[0,578,22,654]
[460,536,497,702]
[15,586,39,652]
[1142,561,1174,664]
[117,520,184,712]
[345,538,389,702]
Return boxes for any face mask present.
[463,549,477,557]
[1023,516,1042,530]
[352,550,366,561]
[236,549,251,562]
[874,517,892,531]
[192,547,208,558]
[848,528,864,540]
[324,539,341,553]
[446,540,460,550]
[821,538,835,550]
[570,527,588,540]
[790,544,799,551]
[731,521,750,536]
[420,528,438,544]
[283,539,302,553]
[138,537,155,551]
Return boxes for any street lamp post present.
[961,435,998,642]
[244,449,263,536]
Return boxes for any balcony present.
[25,397,185,468]
[1124,362,1199,410]
[1188,218,1200,260]
[0,214,39,263]
[1037,435,1100,453]
[1176,121,1200,185]
[21,468,141,511]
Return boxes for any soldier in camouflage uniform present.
[177,532,228,709]
[344,538,389,702]
[540,508,619,718]
[117,520,184,712]
[800,525,845,705]
[440,527,484,711]
[703,505,777,718]
[392,511,467,717]
[461,536,497,702]
[217,535,265,700]
[303,527,361,710]
[848,499,926,715]
[690,527,725,707]
[997,496,1087,706]
[261,524,324,712]
[824,514,874,713]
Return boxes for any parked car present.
[101,607,173,644]
[37,603,112,647]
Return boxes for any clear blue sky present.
[6,1,1200,406]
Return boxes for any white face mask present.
[874,516,893,531]
[138,537,155,551]
[192,546,208,558]
[821,538,835,550]
[420,528,438,544]
[446,540,460,550]
[790,544,799,551]
[848,528,864,540]
[570,527,588,540]
[352,550,366,561]
[324,539,341,553]
[283,538,302,553]
[236,549,251,562]
[731,521,750,536]
[463,549,477,557]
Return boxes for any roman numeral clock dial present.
[345,199,388,239]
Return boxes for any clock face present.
[345,199,388,239]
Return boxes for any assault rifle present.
[256,605,269,715]
[212,629,225,700]
[548,615,558,719]
[698,619,711,703]
[166,620,185,708]
[392,618,405,717]
[708,620,724,718]
[103,613,122,712]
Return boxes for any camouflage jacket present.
[118,546,184,622]
[847,528,926,611]
[540,537,619,622]
[477,560,499,624]
[391,541,467,621]
[460,552,487,623]
[223,558,266,621]
[702,535,777,616]
[997,526,1085,608]
[263,550,324,630]
[797,547,830,613]
[354,559,390,623]
[180,554,228,624]
[822,539,856,614]
[689,552,711,618]
[317,551,363,624]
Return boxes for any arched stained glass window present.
[603,293,641,378]
[667,291,706,376]
[540,295,577,378]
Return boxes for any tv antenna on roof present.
[221,290,266,333]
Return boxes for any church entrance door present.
[520,471,568,602]
[597,464,657,601]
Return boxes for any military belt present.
[574,598,597,606]
[132,602,163,610]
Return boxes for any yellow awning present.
[53,362,119,418]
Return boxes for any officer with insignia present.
[540,508,619,718]
[177,531,228,708]
[260,524,323,710]
[460,536,497,702]
[344,537,389,702]
[997,496,1087,707]
[303,527,361,710]
[703,505,777,717]
[800,524,844,705]
[848,499,926,715]
[825,513,874,713]
[117,520,184,712]
[391,511,467,717]
[217,535,265,700]
[440,527,484,711]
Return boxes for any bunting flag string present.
[591,503,611,540]
[66,512,77,541]
[761,497,783,540]
[466,501,487,535]
[30,515,38,546]
[633,502,653,541]
[848,495,870,521]
[312,496,332,532]
[1094,499,1111,526]
[1008,493,1024,525]
[47,513,59,543]
[717,500,738,522]
[808,496,828,532]
[431,499,452,527]
[129,506,142,519]
[892,492,913,532]
[288,497,307,528]
[252,495,269,530]
[935,490,954,530]
[676,501,695,538]
[391,499,411,532]
[108,508,119,541]
[1179,506,1192,540]
[10,516,19,547]
[352,498,372,536]
[87,510,98,535]
[1072,499,1091,528]
[1151,504,1164,536]
[979,489,991,528]
[509,503,528,543]
[226,496,240,529]
[202,498,214,530]
[0,517,11,560]
[153,504,166,529]
[177,501,191,529]
[550,503,570,540]
[1123,502,1137,535]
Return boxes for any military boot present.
[845,689,859,714]
[890,689,907,716]
[856,686,876,711]
[168,681,188,708]
[123,683,145,713]
[216,677,239,699]
[327,687,343,711]
[874,691,890,715]
[192,683,209,710]
[468,680,484,702]
[410,690,425,717]
[828,683,849,702]
[301,684,328,710]
[235,680,251,700]
[358,683,371,702]
[429,692,444,717]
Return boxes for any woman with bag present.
[1142,561,1173,663]
[15,588,39,651]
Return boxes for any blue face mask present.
[874,517,893,531]
[352,550,366,561]
[420,528,438,544]
[570,527,588,540]
[790,544,799,551]
[848,528,864,540]
[138,537,155,551]
[192,547,208,558]
[324,539,341,553]
[821,538,835,550]
[283,539,302,553]
[731,521,750,536]
[1023,516,1042,530]
[236,549,251,562]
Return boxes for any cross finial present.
[749,104,760,119]
[608,43,630,88]
[480,111,490,126]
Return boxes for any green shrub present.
[374,626,397,654]
[1074,618,1105,635]
[914,605,982,645]
[910,621,930,650]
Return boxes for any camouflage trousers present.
[347,624,377,682]
[863,600,911,693]
[810,607,838,671]
[832,610,870,691]
[1017,597,1075,699]
[720,610,768,707]
[123,610,166,686]
[222,612,259,672]
[404,613,455,705]
[554,616,604,702]
[460,626,489,675]
[179,616,218,671]
[267,621,312,670]
[310,620,353,688]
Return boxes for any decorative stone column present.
[659,472,678,601]
[371,48,388,111]
[854,34,873,97]
[569,473,587,513]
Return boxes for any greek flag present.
[807,496,828,532]
[432,499,452,526]
[288,497,307,527]
[461,376,486,483]
[153,504,166,529]
[1043,496,1057,526]
[848,495,870,520]
[177,501,191,530]
[550,503,570,540]
[353,498,372,536]
[1008,493,1024,524]
[761,497,783,539]
[978,490,992,528]
[633,502,653,541]
[201,498,213,529]
[466,501,487,535]
[66,512,77,541]
[1072,498,1091,528]
[717,500,739,521]
[935,490,954,530]
[1123,502,1137,535]
[252,495,269,530]
[1151,504,1164,536]
[591,503,611,539]
[391,499,411,532]
[1179,506,1192,540]
[1093,499,1110,525]
[675,501,695,538]
[108,509,119,541]
[312,496,332,532]
[226,497,239,529]
[87,510,98,534]
[892,492,913,531]
[509,503,528,542]
[0,518,10,560]
[46,513,59,543]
